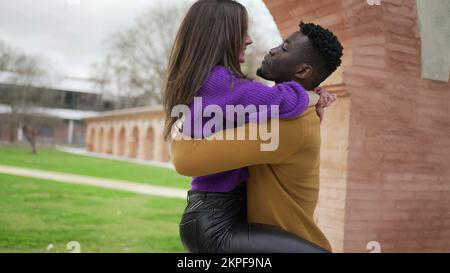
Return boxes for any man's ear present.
[294,63,313,79]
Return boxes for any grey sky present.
[0,0,281,78]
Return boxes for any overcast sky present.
[0,0,281,78]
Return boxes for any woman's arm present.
[193,67,318,122]
[213,79,314,119]
[183,77,320,138]
[171,111,312,176]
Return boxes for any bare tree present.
[91,1,282,108]
[0,41,12,70]
[0,41,60,154]
[91,2,189,109]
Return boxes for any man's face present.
[256,31,310,83]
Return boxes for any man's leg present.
[221,221,329,253]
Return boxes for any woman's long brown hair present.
[163,0,248,140]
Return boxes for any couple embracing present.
[164,0,343,253]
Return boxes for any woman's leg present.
[180,184,329,253]
[222,221,329,253]
[180,209,328,253]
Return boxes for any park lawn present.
[0,147,190,189]
[0,173,186,253]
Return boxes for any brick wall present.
[264,0,450,252]
[316,97,351,253]
[345,0,450,253]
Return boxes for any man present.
[171,22,343,252]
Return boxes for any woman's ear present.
[294,63,313,79]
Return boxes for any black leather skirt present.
[179,182,328,253]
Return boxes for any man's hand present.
[314,87,337,122]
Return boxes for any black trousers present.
[179,182,329,253]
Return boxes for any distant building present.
[0,72,113,145]
[84,106,170,162]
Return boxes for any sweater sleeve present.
[213,79,310,119]
[184,67,310,138]
[236,81,309,119]
[171,111,313,177]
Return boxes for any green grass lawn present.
[0,147,190,189]
[0,173,186,253]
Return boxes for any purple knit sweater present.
[186,66,309,192]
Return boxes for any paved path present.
[0,165,187,200]
[56,146,175,170]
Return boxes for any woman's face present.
[239,34,254,63]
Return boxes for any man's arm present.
[171,112,311,177]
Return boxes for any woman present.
[163,0,333,253]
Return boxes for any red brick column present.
[264,0,450,252]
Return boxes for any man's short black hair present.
[299,21,344,87]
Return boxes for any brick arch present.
[263,0,353,93]
[264,0,450,254]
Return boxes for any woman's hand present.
[314,87,337,122]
